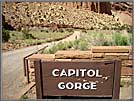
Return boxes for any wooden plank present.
[25,59,30,83]
[92,46,130,53]
[23,58,27,76]
[27,54,55,61]
[34,59,43,99]
[112,60,121,99]
[41,60,115,98]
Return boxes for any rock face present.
[111,2,132,26]
[55,50,92,59]
[111,2,132,14]
[49,2,112,15]
[91,2,112,15]
[2,2,132,30]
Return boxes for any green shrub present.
[9,31,24,41]
[128,34,132,45]
[57,42,67,50]
[72,40,80,49]
[120,80,132,87]
[78,40,88,50]
[66,28,73,32]
[42,30,132,54]
[20,95,28,99]
[90,33,112,46]
[41,29,49,33]
[85,30,131,46]
[46,45,58,54]
[2,29,10,42]
[44,41,74,54]
[24,39,46,46]
[22,28,34,39]
[23,34,35,39]
[59,28,64,33]
[43,39,89,54]
[102,41,113,46]
[113,33,130,46]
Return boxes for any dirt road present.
[2,31,80,99]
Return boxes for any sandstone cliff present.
[2,2,132,30]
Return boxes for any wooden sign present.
[34,60,121,99]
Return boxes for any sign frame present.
[34,59,121,99]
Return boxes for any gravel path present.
[2,31,80,99]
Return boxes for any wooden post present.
[25,58,30,83]
[34,59,43,99]
[23,57,27,76]
[112,60,121,99]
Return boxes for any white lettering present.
[80,69,86,77]
[83,83,90,89]
[52,69,59,77]
[68,69,75,77]
[91,82,97,90]
[58,82,97,90]
[96,69,102,77]
[76,69,79,77]
[51,69,102,78]
[58,82,65,89]
[66,82,74,89]
[74,82,82,89]
[60,69,67,77]
[87,69,96,77]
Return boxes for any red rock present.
[55,50,92,59]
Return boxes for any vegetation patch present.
[2,28,73,51]
[82,30,132,46]
[20,95,29,99]
[120,79,132,87]
[42,39,88,54]
[41,30,132,54]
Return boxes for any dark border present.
[1,1,133,101]
[2,0,133,2]
[0,0,2,100]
